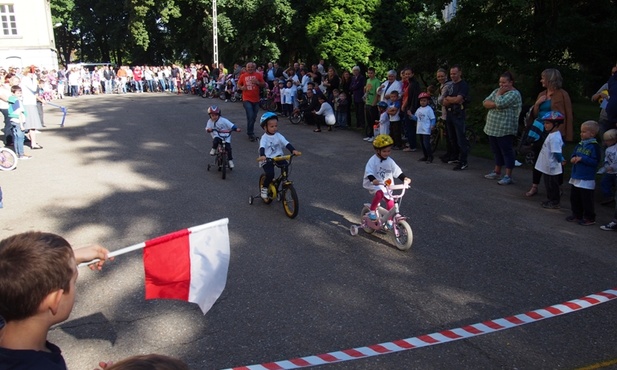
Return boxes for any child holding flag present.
[0,231,111,369]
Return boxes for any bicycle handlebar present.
[256,152,302,162]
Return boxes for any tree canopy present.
[52,0,617,99]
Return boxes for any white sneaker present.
[228,160,234,168]
[367,137,374,143]
[515,160,522,167]
[363,137,371,141]
[209,148,216,156]
[260,187,269,200]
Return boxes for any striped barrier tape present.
[225,287,617,370]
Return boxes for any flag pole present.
[78,218,229,268]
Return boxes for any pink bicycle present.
[350,182,413,251]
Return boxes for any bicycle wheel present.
[392,220,413,251]
[259,174,273,204]
[466,128,477,150]
[361,206,375,234]
[282,184,299,218]
[220,152,227,179]
[258,99,267,111]
[289,112,301,125]
[266,99,277,112]
[0,147,17,171]
[429,128,440,154]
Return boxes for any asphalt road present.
[1,92,616,370]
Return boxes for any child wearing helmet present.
[411,92,436,163]
[535,111,566,209]
[258,112,301,199]
[205,105,241,168]
[363,134,411,222]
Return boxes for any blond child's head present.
[579,120,599,140]
[603,129,617,146]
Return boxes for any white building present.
[0,0,58,70]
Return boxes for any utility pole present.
[212,0,218,67]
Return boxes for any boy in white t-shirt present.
[411,92,436,163]
[257,112,301,199]
[534,111,566,209]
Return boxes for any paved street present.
[1,93,616,370]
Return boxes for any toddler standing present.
[566,120,601,225]
[598,129,617,205]
[412,92,436,163]
[376,101,390,140]
[335,90,348,128]
[281,80,294,117]
[7,86,30,160]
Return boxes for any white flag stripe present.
[188,218,230,315]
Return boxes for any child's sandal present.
[525,184,538,197]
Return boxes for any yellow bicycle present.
[249,153,301,219]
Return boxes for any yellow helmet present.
[373,134,394,149]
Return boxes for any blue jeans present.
[336,110,347,128]
[135,80,143,92]
[11,124,25,156]
[403,115,417,149]
[105,79,112,94]
[448,113,468,163]
[243,101,260,138]
[601,173,616,198]
[488,135,515,169]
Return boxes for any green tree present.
[305,0,378,71]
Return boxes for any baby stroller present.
[515,105,541,165]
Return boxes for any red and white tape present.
[225,287,617,370]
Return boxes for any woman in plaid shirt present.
[482,71,522,185]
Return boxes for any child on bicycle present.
[363,134,411,222]
[205,105,241,169]
[258,112,301,199]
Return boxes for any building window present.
[0,4,17,36]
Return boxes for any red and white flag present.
[142,218,230,314]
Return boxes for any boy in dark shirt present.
[0,232,111,369]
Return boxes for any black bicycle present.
[207,129,233,179]
[249,153,301,218]
[289,108,304,124]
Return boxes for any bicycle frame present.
[249,153,301,218]
[361,184,408,231]
[207,129,232,179]
[351,183,413,251]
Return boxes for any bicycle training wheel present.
[360,206,375,234]
[220,152,227,180]
[290,113,301,125]
[392,220,413,251]
[0,147,17,171]
[259,174,273,204]
[282,185,299,219]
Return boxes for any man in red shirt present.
[237,62,266,141]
